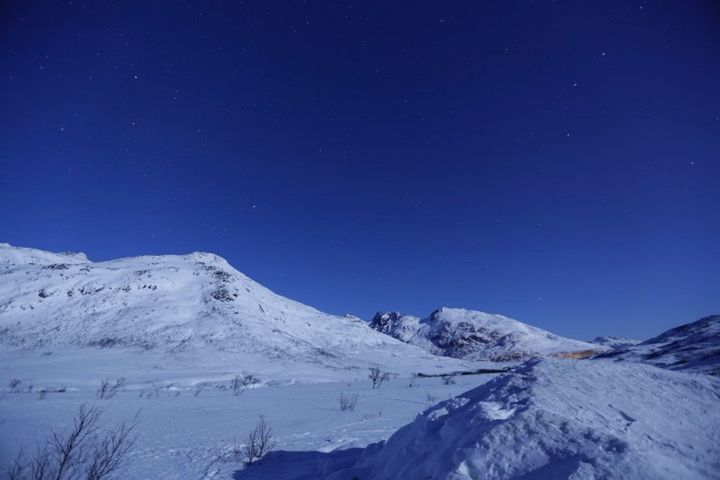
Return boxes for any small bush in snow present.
[231,374,260,396]
[7,404,137,480]
[441,374,456,385]
[426,394,438,405]
[97,378,125,400]
[241,374,260,388]
[242,416,274,466]
[339,393,358,411]
[8,379,21,393]
[368,367,390,390]
[231,376,243,396]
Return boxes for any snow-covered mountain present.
[0,243,471,379]
[594,315,720,376]
[325,360,720,480]
[369,308,599,362]
[591,336,641,348]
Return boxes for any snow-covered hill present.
[591,336,641,348]
[369,308,598,362]
[594,315,720,376]
[0,243,472,380]
[325,360,720,480]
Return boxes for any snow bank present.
[328,360,720,479]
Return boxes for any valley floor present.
[0,348,494,479]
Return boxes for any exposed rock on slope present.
[369,308,598,362]
[594,315,720,375]
[0,243,471,376]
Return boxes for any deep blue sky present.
[1,1,719,340]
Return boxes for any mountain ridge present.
[0,243,474,379]
[369,307,599,361]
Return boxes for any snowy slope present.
[591,336,641,348]
[0,243,473,379]
[594,315,720,375]
[325,360,720,480]
[369,308,599,361]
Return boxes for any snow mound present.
[594,315,720,376]
[328,360,720,480]
[0,244,472,378]
[369,308,599,361]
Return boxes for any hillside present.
[594,315,720,376]
[0,243,472,380]
[369,308,598,362]
[591,336,641,348]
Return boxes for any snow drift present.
[326,359,720,480]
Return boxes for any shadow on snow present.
[232,448,366,480]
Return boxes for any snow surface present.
[322,359,720,480]
[593,315,720,376]
[0,349,496,479]
[369,308,599,361]
[0,243,476,380]
[2,243,718,479]
[591,336,641,348]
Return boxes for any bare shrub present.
[426,393,438,405]
[97,378,125,400]
[441,374,456,385]
[339,393,358,411]
[368,367,390,389]
[243,416,274,466]
[408,373,418,388]
[9,378,22,393]
[231,374,260,396]
[231,376,243,396]
[241,374,260,388]
[7,404,137,480]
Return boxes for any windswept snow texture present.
[328,360,720,480]
[0,243,473,379]
[595,315,720,376]
[369,308,599,361]
[591,336,641,348]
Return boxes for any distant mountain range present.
[1,243,716,377]
[594,315,720,376]
[0,243,472,378]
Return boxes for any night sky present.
[1,1,719,340]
